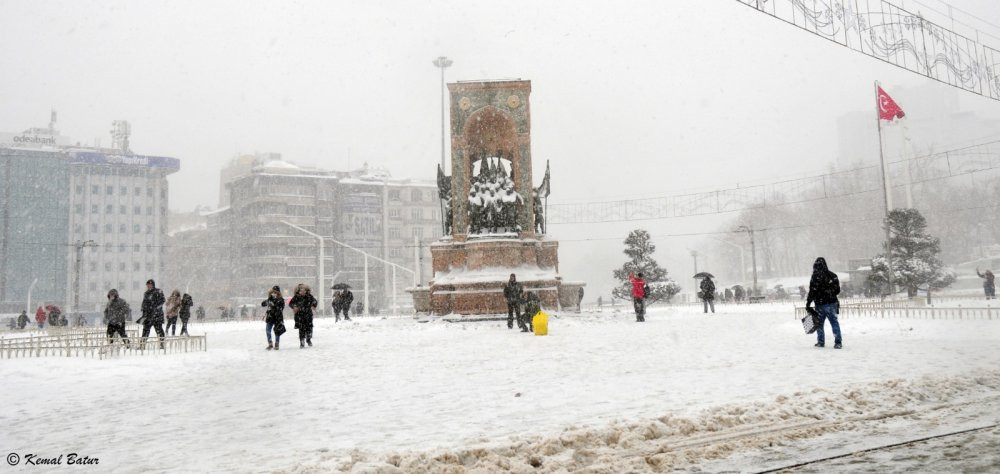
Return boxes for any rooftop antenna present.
[49,109,57,132]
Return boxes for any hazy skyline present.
[4,0,1000,294]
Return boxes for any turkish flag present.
[877,86,906,121]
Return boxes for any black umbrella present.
[331,283,351,290]
[693,272,715,279]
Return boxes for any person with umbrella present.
[696,272,716,314]
[331,283,354,321]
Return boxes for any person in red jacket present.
[629,272,647,322]
[35,306,46,329]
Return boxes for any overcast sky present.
[3,0,1000,294]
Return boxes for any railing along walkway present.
[1,329,207,359]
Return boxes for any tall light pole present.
[432,56,453,171]
[280,221,325,316]
[433,56,453,239]
[709,237,746,283]
[73,240,97,314]
[736,226,759,297]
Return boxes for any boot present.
[307,338,312,347]
[267,342,273,350]
[274,342,279,350]
[300,340,305,349]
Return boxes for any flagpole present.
[875,81,894,299]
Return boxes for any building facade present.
[200,158,439,313]
[0,123,179,313]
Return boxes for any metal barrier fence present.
[0,330,207,360]
[794,304,999,321]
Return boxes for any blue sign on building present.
[70,151,180,171]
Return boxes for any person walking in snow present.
[629,272,647,322]
[503,273,524,330]
[35,306,46,329]
[289,283,317,348]
[700,276,716,314]
[164,289,181,336]
[196,305,205,321]
[16,310,29,329]
[139,279,166,349]
[522,291,540,333]
[104,289,131,347]
[262,285,285,350]
[332,289,354,321]
[976,268,995,300]
[806,257,842,349]
[179,293,193,335]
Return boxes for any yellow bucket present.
[532,310,548,336]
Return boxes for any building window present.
[120,186,127,195]
[75,184,83,194]
[104,224,112,233]
[389,248,401,258]
[89,262,97,271]
[119,262,126,271]
[147,187,153,197]
[161,189,166,199]
[135,187,141,196]
[133,262,140,271]
[147,206,153,216]
[411,209,422,220]
[146,244,153,252]
[389,209,400,219]
[389,227,401,239]
[134,244,140,252]
[146,225,153,234]
[106,204,113,214]
[131,224,138,233]
[91,205,99,214]
[105,262,112,271]
[412,227,424,238]
[106,185,114,195]
[91,185,99,195]
[120,205,127,215]
[160,207,166,216]
[134,206,141,215]
[119,244,127,252]
[90,223,98,233]
[389,190,401,201]
[89,282,97,291]
[74,224,82,234]
[119,224,127,233]
[412,189,422,202]
[74,204,83,214]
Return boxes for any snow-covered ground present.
[1,303,998,472]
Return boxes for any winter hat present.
[108,289,118,299]
[271,285,281,292]
[146,279,155,286]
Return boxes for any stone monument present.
[410,79,583,315]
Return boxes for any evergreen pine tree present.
[612,229,681,303]
[867,208,956,297]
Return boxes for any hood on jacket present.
[813,257,830,274]
[108,289,119,300]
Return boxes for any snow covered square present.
[3,304,999,472]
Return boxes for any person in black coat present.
[179,293,193,335]
[806,257,842,349]
[289,283,317,348]
[333,289,354,321]
[139,279,166,349]
[262,285,285,350]
[16,310,29,329]
[503,274,524,330]
[104,289,131,347]
[700,277,716,314]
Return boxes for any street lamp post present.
[73,240,97,315]
[280,221,325,316]
[736,226,759,297]
[432,56,453,171]
[709,237,747,283]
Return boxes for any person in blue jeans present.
[806,257,842,349]
[261,285,285,350]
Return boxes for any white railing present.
[794,303,999,321]
[0,330,207,359]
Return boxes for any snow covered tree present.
[612,229,681,303]
[866,208,956,297]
